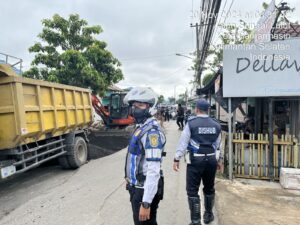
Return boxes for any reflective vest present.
[125,120,164,186]
[187,117,221,154]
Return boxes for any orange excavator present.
[91,93,135,127]
[89,93,134,159]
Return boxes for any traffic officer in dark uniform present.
[124,87,166,225]
[173,99,222,225]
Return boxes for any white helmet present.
[124,87,158,116]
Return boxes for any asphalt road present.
[0,121,219,225]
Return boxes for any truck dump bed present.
[0,64,93,150]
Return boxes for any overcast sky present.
[1,0,299,99]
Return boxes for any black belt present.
[126,183,144,190]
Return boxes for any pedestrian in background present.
[159,107,165,128]
[173,99,222,225]
[176,104,184,130]
[164,107,170,122]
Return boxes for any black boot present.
[203,194,215,224]
[188,196,201,225]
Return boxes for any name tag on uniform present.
[198,127,216,134]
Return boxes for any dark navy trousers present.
[128,187,161,225]
[186,155,217,198]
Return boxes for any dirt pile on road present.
[88,128,131,159]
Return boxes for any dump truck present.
[0,64,93,179]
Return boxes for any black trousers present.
[177,116,184,128]
[128,187,161,225]
[186,155,217,198]
[164,114,169,122]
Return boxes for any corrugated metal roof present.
[108,85,123,92]
[274,23,300,38]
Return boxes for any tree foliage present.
[158,95,165,104]
[168,97,175,104]
[202,73,215,87]
[176,92,188,105]
[190,19,252,85]
[206,20,252,72]
[24,14,123,95]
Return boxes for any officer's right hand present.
[173,162,180,172]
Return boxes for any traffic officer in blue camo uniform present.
[124,87,166,225]
[173,99,222,225]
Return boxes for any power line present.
[191,0,195,49]
[211,0,228,45]
[222,0,235,27]
[196,0,223,84]
[120,65,191,95]
[160,65,191,82]
[119,52,192,62]
[119,53,175,61]
[211,0,235,46]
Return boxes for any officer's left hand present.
[139,205,151,221]
[217,162,223,171]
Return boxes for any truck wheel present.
[58,156,71,169]
[67,136,88,169]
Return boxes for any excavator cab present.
[109,93,130,119]
[91,93,135,128]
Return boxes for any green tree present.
[176,92,188,105]
[158,95,165,104]
[207,20,252,72]
[190,19,252,85]
[24,14,123,95]
[202,73,215,87]
[168,97,175,104]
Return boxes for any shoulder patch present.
[148,133,159,148]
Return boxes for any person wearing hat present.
[173,99,222,225]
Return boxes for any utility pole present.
[185,88,188,108]
[190,23,201,87]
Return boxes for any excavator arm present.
[91,94,134,127]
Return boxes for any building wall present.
[216,102,246,123]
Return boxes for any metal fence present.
[0,52,23,74]
[233,133,300,180]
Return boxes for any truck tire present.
[67,136,88,169]
[58,156,71,169]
